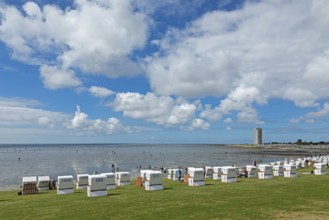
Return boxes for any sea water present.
[0,143,292,190]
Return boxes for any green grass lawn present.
[1,169,328,220]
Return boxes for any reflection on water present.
[0,144,292,189]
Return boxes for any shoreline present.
[0,184,20,192]
[228,144,329,156]
[228,143,329,151]
[2,144,328,192]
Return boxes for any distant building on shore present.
[253,128,262,145]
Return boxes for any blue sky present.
[0,0,329,144]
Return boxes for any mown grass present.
[0,168,328,220]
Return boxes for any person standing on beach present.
[178,168,182,182]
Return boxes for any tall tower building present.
[253,128,262,145]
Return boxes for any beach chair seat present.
[22,183,38,195]
[22,176,38,195]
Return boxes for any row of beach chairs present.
[21,172,130,197]
[166,155,329,186]
[20,155,328,196]
[21,176,51,195]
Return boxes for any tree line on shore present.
[264,139,329,146]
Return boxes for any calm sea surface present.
[0,143,297,189]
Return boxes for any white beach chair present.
[188,167,205,186]
[246,165,257,178]
[57,175,74,195]
[144,170,163,191]
[87,174,107,197]
[37,176,50,190]
[115,172,130,186]
[101,172,116,190]
[221,166,237,183]
[22,176,38,195]
[258,164,273,179]
[76,174,89,189]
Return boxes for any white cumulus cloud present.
[69,105,139,134]
[110,92,208,129]
[37,116,55,128]
[224,118,232,124]
[303,50,329,98]
[189,118,210,131]
[145,0,329,119]
[0,0,149,88]
[89,86,114,98]
[200,104,222,121]
[215,85,265,123]
[40,65,82,89]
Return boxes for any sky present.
[0,0,329,144]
